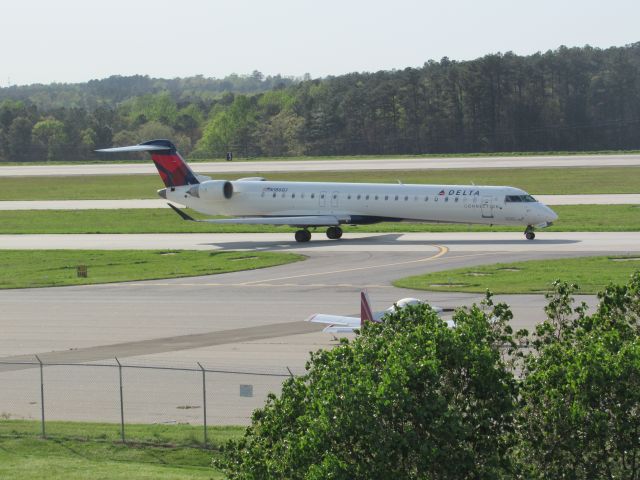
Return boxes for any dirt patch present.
[465,272,492,276]
[497,267,521,272]
[610,257,640,262]
[430,283,470,288]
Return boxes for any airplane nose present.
[544,205,558,223]
[157,188,167,199]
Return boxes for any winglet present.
[360,291,375,328]
[168,203,196,221]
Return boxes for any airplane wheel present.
[295,229,311,242]
[525,231,535,240]
[326,227,336,239]
[326,226,342,239]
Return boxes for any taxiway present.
[1,231,638,423]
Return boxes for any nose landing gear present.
[326,226,343,240]
[524,226,535,240]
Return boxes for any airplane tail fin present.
[96,139,200,188]
[360,291,376,328]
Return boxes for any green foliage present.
[121,91,179,125]
[31,117,67,161]
[196,95,258,157]
[255,110,305,156]
[217,274,640,478]
[216,296,519,479]
[7,116,33,162]
[515,276,640,478]
[3,43,640,161]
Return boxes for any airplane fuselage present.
[163,179,557,228]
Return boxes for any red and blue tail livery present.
[97,139,199,188]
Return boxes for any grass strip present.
[0,419,242,449]
[1,166,640,200]
[0,250,304,289]
[0,420,244,479]
[394,256,640,294]
[0,205,637,234]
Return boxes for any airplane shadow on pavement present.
[198,233,580,251]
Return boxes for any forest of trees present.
[1,43,640,162]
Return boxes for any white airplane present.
[307,291,455,333]
[97,139,558,241]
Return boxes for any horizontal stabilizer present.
[168,203,196,221]
[96,144,171,153]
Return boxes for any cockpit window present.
[505,195,537,203]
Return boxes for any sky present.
[2,0,639,86]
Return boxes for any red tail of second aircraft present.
[360,291,376,328]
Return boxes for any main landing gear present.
[294,226,343,242]
[326,226,343,240]
[524,225,536,240]
[295,229,312,243]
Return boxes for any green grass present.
[0,205,637,234]
[0,420,244,479]
[394,256,640,294]
[2,166,640,200]
[2,149,638,166]
[0,250,304,289]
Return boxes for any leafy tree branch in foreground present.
[217,272,640,479]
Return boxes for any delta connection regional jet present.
[97,140,558,241]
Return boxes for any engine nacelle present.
[188,180,233,200]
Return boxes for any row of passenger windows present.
[260,191,537,204]
[260,191,476,203]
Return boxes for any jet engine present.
[187,180,233,200]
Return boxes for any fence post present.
[35,355,45,439]
[198,362,208,447]
[115,357,125,443]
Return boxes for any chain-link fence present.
[0,358,300,446]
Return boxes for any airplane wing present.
[168,203,340,227]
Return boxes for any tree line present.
[1,43,640,162]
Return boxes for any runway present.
[1,231,637,423]
[0,194,638,210]
[2,153,640,177]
